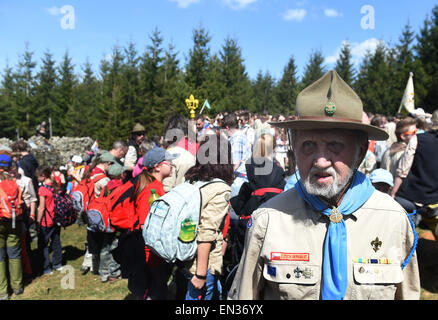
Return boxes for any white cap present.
[71,155,83,164]
[410,108,432,118]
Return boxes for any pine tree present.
[139,27,165,136]
[251,70,279,114]
[185,25,211,98]
[0,64,19,138]
[414,5,438,112]
[14,44,37,138]
[335,41,356,86]
[301,50,326,89]
[216,37,252,113]
[99,46,127,148]
[65,61,101,138]
[354,42,395,115]
[160,42,188,122]
[120,40,140,138]
[35,50,60,136]
[392,22,418,113]
[57,51,76,135]
[275,55,299,115]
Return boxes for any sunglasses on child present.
[402,128,417,136]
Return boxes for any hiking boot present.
[43,269,53,276]
[13,288,23,295]
[108,275,121,282]
[80,266,90,275]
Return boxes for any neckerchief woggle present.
[295,169,375,300]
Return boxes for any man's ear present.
[356,139,369,168]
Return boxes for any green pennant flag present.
[200,99,211,114]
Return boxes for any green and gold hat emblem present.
[324,102,336,116]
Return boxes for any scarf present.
[295,169,375,300]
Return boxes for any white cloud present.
[169,0,200,9]
[324,8,342,17]
[282,9,307,22]
[325,38,382,66]
[47,6,61,16]
[223,0,257,10]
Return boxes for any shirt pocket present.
[263,262,320,299]
[352,263,403,300]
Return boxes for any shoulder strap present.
[90,173,107,184]
[41,185,54,225]
[43,184,55,194]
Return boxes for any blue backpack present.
[142,179,224,263]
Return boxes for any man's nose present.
[313,153,332,169]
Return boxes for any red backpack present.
[72,173,106,215]
[108,180,139,231]
[0,179,24,229]
[85,185,118,233]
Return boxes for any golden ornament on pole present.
[185,94,199,119]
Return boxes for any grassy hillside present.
[8,224,438,300]
[10,224,132,300]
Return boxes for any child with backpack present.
[35,165,63,276]
[0,154,25,300]
[181,134,234,300]
[93,162,129,283]
[79,152,119,282]
[116,147,176,300]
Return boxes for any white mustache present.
[309,166,337,179]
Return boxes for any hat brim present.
[165,152,179,161]
[270,119,389,141]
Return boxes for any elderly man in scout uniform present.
[228,71,420,300]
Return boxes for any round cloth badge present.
[324,102,336,116]
[247,217,253,229]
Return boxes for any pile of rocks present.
[0,136,95,168]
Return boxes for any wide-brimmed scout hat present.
[271,70,389,141]
[132,123,146,134]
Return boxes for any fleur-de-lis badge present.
[294,266,303,278]
[371,237,382,252]
[324,102,336,116]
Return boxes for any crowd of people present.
[0,70,437,300]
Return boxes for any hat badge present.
[324,101,336,116]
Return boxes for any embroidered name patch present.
[271,252,310,262]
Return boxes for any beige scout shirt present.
[91,173,110,198]
[16,174,37,207]
[162,146,196,192]
[186,181,231,276]
[228,188,420,300]
[396,134,418,179]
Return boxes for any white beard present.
[302,149,360,199]
[303,165,355,199]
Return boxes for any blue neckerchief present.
[295,170,375,300]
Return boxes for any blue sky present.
[0,0,436,81]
